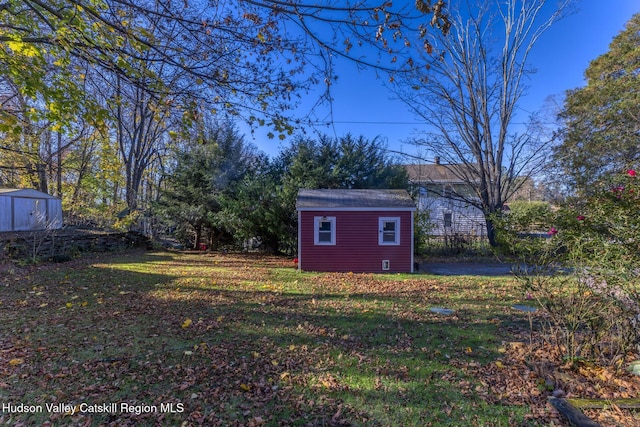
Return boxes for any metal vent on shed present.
[382,260,390,271]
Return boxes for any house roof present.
[296,189,416,211]
[405,164,477,184]
[0,188,58,199]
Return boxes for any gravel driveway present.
[419,262,525,276]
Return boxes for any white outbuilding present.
[0,189,63,232]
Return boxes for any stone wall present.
[0,229,150,262]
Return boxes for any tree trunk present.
[193,223,202,250]
[57,131,62,198]
[485,215,498,247]
[566,398,640,409]
[548,398,601,427]
[37,163,48,193]
[72,143,91,206]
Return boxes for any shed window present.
[379,217,400,245]
[314,216,336,245]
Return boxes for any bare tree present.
[394,0,571,246]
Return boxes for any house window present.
[443,212,452,228]
[314,216,336,245]
[379,217,400,245]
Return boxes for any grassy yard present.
[0,250,633,426]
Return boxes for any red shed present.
[296,189,416,273]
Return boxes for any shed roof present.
[0,188,58,199]
[296,189,415,210]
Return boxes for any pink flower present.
[548,227,558,236]
[612,185,625,196]
[577,215,585,221]
[628,169,637,177]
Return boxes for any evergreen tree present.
[155,125,255,249]
[279,134,408,190]
[217,134,408,254]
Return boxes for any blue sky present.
[248,1,640,159]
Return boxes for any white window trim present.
[314,216,336,245]
[379,217,400,245]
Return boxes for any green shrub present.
[504,169,640,366]
[506,200,552,232]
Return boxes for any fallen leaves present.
[0,250,637,426]
[471,338,640,426]
[9,358,24,366]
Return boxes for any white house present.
[0,189,63,232]
[406,160,541,241]
[406,162,487,239]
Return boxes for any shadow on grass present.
[0,250,531,426]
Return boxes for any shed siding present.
[0,190,63,232]
[47,198,63,229]
[13,197,47,231]
[299,210,413,273]
[0,196,11,231]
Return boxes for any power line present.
[309,120,558,126]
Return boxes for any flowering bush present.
[497,170,640,366]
